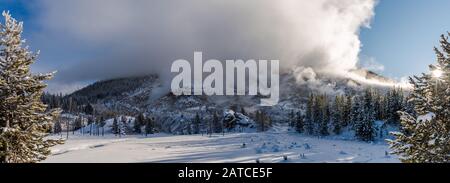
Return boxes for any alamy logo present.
[171,52,279,106]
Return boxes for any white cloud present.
[359,55,385,72]
[32,0,377,93]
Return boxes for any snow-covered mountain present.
[63,68,396,134]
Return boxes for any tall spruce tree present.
[193,113,201,134]
[134,113,145,134]
[295,112,304,133]
[0,12,62,163]
[332,95,343,135]
[312,95,322,135]
[386,88,404,124]
[342,94,352,127]
[304,94,315,135]
[53,120,62,135]
[288,110,295,128]
[389,33,450,163]
[319,95,330,136]
[350,95,363,132]
[355,88,375,142]
[145,117,154,136]
[112,117,119,135]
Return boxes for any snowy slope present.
[44,124,398,163]
[61,68,396,135]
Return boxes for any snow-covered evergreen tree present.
[350,95,363,132]
[119,116,128,136]
[312,95,322,135]
[373,91,383,120]
[386,88,404,124]
[319,95,330,136]
[342,94,352,127]
[332,95,343,135]
[354,89,375,142]
[0,12,62,163]
[304,94,315,135]
[388,33,450,163]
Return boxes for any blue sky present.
[360,0,450,79]
[1,0,449,88]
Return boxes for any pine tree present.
[145,117,154,136]
[256,111,271,132]
[193,113,201,134]
[73,116,83,134]
[84,103,94,115]
[389,33,450,163]
[99,116,105,136]
[312,95,322,135]
[386,88,404,124]
[350,95,363,131]
[355,88,375,142]
[213,112,222,133]
[112,117,119,135]
[119,116,127,137]
[332,95,342,135]
[0,12,63,163]
[288,110,295,128]
[88,116,94,136]
[304,94,315,135]
[318,95,330,136]
[342,94,352,127]
[134,113,145,134]
[295,112,304,133]
[53,120,62,135]
[209,112,220,136]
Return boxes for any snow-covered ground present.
[43,124,399,163]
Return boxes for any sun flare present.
[432,69,443,78]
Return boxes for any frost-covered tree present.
[385,88,404,124]
[118,116,128,137]
[342,94,352,127]
[319,95,330,136]
[288,110,295,128]
[312,95,322,135]
[304,94,315,135]
[0,12,62,163]
[373,91,383,120]
[332,95,343,135]
[354,89,375,142]
[350,95,363,131]
[389,33,450,163]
